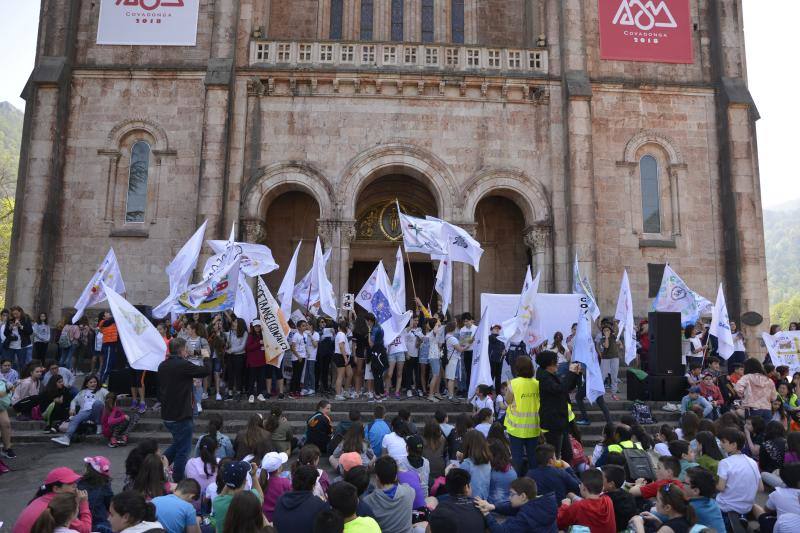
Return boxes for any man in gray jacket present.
[363,456,415,533]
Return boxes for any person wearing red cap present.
[13,467,92,533]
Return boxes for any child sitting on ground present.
[474,408,493,437]
[601,464,638,530]
[475,477,558,533]
[471,385,494,414]
[686,364,703,387]
[526,444,580,503]
[77,456,114,533]
[667,440,699,482]
[628,455,684,501]
[101,393,131,448]
[556,468,616,533]
[716,427,763,525]
[684,466,726,533]
[680,386,713,418]
[152,478,202,533]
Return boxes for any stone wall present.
[476,0,527,47]
[268,0,320,40]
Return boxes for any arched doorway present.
[262,190,321,293]
[349,173,439,311]
[473,196,530,305]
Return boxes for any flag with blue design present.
[710,283,734,360]
[398,207,448,256]
[572,298,605,404]
[651,264,711,327]
[573,253,600,321]
[427,215,484,271]
[355,261,412,346]
[153,220,207,319]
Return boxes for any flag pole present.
[395,199,419,306]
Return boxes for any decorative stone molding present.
[336,142,459,220]
[621,130,684,166]
[523,225,550,253]
[241,161,335,221]
[462,167,551,227]
[341,220,357,245]
[105,118,171,152]
[242,219,267,243]
[317,219,338,248]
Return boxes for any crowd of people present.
[3,299,800,532]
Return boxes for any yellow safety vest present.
[504,377,541,438]
[568,402,575,423]
[607,440,643,454]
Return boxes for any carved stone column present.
[242,219,267,244]
[524,225,552,292]
[338,220,357,306]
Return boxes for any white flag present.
[207,240,278,277]
[427,216,484,271]
[102,282,166,372]
[710,284,735,360]
[153,220,207,318]
[314,238,338,319]
[293,246,332,312]
[392,246,407,312]
[501,271,543,348]
[573,253,600,321]
[73,248,126,323]
[468,315,494,398]
[516,267,534,315]
[614,270,637,365]
[355,261,412,346]
[277,241,301,318]
[435,257,452,316]
[234,274,258,325]
[398,209,448,255]
[572,299,605,404]
[651,264,712,326]
[256,277,290,367]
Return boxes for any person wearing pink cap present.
[13,467,92,533]
[78,456,114,533]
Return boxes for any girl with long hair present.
[108,490,164,533]
[263,406,293,455]
[51,374,108,447]
[40,374,73,433]
[32,312,50,362]
[329,422,374,470]
[184,435,219,509]
[487,438,517,504]
[292,444,330,500]
[629,483,696,533]
[234,413,273,462]
[123,439,159,490]
[222,491,271,533]
[193,412,234,459]
[77,456,114,533]
[694,431,724,476]
[30,493,79,533]
[132,453,172,501]
[453,429,492,499]
[244,321,267,403]
[422,417,447,479]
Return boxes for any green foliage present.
[0,102,22,307]
[765,207,800,327]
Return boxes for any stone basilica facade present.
[9,1,768,345]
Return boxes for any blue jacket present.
[487,492,558,533]
[689,497,726,533]
[526,465,580,503]
[681,394,713,417]
[273,490,330,533]
[365,419,391,457]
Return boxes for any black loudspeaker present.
[108,369,130,394]
[648,311,683,375]
[649,375,688,402]
[626,369,649,401]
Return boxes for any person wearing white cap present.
[259,451,291,522]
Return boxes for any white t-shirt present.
[767,487,800,516]
[471,395,494,413]
[381,432,408,461]
[335,331,350,356]
[495,394,507,417]
[733,332,746,352]
[405,328,422,358]
[8,325,21,350]
[388,334,407,355]
[690,336,703,355]
[654,442,671,456]
[475,422,492,437]
[321,327,335,340]
[94,331,103,351]
[425,332,440,360]
[80,391,96,413]
[549,344,568,365]
[304,331,320,362]
[289,330,306,361]
[716,453,760,513]
[445,335,461,360]
[459,325,477,350]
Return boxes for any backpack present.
[58,328,72,349]
[370,345,387,377]
[631,401,656,425]
[622,446,656,482]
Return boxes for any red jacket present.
[245,334,266,368]
[557,495,616,533]
[699,381,724,405]
[13,493,92,533]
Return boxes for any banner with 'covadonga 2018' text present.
[598,0,693,64]
[97,0,200,46]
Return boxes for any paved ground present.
[0,443,131,532]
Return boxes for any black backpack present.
[505,342,528,375]
[631,401,656,425]
[370,345,388,377]
[621,446,656,482]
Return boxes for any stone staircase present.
[9,368,681,448]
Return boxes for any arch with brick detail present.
[241,161,335,221]
[336,143,459,220]
[622,131,683,165]
[462,168,551,227]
